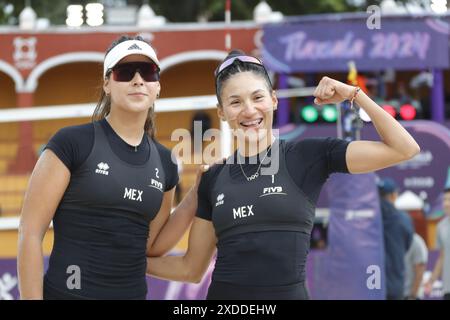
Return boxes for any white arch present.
[24,52,104,92]
[0,60,25,92]
[159,50,227,72]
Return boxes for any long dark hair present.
[215,49,272,106]
[92,35,156,138]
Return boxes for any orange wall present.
[155,60,220,144]
[3,59,221,149]
[161,60,217,97]
[0,229,54,258]
[34,62,103,106]
[32,117,89,145]
[0,72,16,108]
[0,228,190,258]
[33,60,219,106]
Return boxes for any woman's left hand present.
[313,76,356,105]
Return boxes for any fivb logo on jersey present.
[148,167,164,192]
[260,185,287,197]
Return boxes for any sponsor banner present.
[263,18,449,72]
[310,173,386,299]
[0,256,211,300]
[0,250,443,299]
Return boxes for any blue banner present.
[262,18,449,72]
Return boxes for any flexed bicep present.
[346,140,411,174]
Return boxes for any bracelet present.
[349,86,361,110]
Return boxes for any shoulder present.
[286,137,349,153]
[152,139,179,190]
[414,234,427,249]
[198,161,227,194]
[153,139,173,161]
[196,161,227,221]
[153,139,178,174]
[204,161,226,181]
[52,122,94,141]
[46,122,95,153]
[285,137,322,151]
[44,122,95,172]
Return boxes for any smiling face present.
[103,54,160,116]
[217,71,277,148]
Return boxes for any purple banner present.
[373,121,450,218]
[312,173,386,299]
[0,259,19,300]
[2,250,444,300]
[262,18,449,72]
[0,256,211,300]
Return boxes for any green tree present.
[0,0,70,25]
[0,0,418,26]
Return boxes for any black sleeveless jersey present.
[44,121,173,299]
[197,138,349,287]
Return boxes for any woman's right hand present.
[193,156,226,191]
[193,164,209,190]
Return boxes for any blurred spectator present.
[396,81,412,105]
[378,177,414,300]
[310,221,328,250]
[425,187,450,300]
[404,233,428,300]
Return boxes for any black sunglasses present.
[110,62,160,82]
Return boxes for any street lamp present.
[66,5,83,27]
[137,1,166,27]
[430,0,448,14]
[253,1,283,24]
[85,3,104,27]
[19,5,37,30]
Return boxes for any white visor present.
[103,39,160,78]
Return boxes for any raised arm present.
[17,150,70,299]
[147,217,217,283]
[314,77,420,174]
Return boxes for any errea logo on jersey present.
[215,193,225,207]
[95,162,109,176]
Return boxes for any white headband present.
[103,40,160,77]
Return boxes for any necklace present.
[238,142,274,182]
